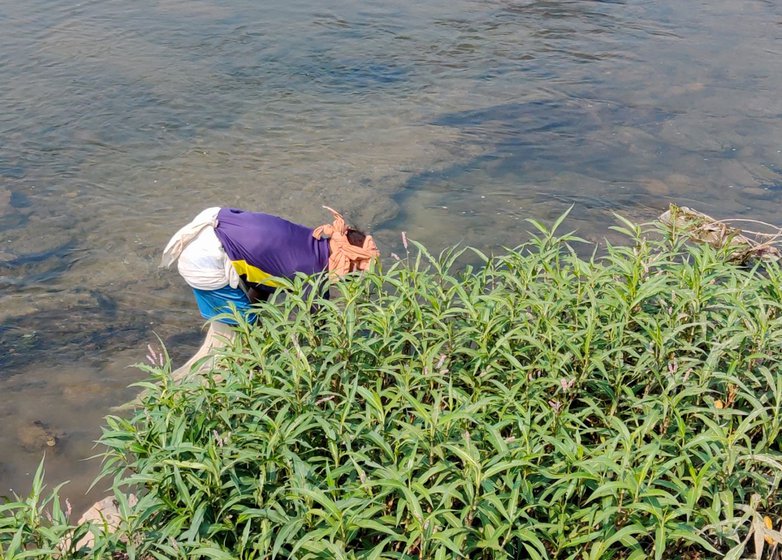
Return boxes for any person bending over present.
[159,205,379,380]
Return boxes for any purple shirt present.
[214,208,330,285]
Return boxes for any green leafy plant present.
[5,214,782,559]
[0,458,101,559]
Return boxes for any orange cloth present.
[312,206,380,277]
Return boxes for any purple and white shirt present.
[170,207,329,290]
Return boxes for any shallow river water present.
[1,0,781,513]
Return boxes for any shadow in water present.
[0,290,146,375]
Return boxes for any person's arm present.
[247,282,274,304]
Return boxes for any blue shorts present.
[192,285,255,325]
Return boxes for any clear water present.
[2,0,782,513]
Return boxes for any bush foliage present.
[4,215,782,559]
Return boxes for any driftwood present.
[658,204,782,265]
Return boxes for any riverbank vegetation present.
[3,214,782,559]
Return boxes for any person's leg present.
[171,320,236,383]
[171,285,253,381]
[111,327,231,410]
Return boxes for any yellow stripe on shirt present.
[230,259,283,287]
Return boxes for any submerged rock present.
[61,382,112,406]
[16,420,64,452]
[73,493,138,550]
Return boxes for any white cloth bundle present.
[160,207,240,290]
